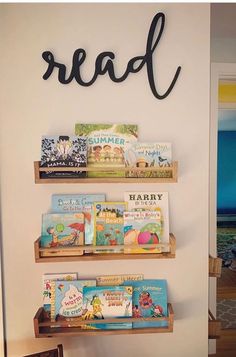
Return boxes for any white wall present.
[0,4,210,357]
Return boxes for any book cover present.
[50,279,96,321]
[51,194,106,245]
[75,124,138,177]
[93,202,127,253]
[43,273,77,316]
[82,286,133,329]
[40,135,87,178]
[96,274,144,286]
[41,213,84,256]
[124,192,169,251]
[126,142,172,178]
[123,211,162,253]
[124,279,168,329]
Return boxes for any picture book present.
[43,273,77,316]
[50,279,96,321]
[75,124,138,177]
[51,194,106,245]
[96,274,144,286]
[82,286,133,329]
[40,135,87,178]
[93,202,127,253]
[123,211,162,253]
[124,279,168,329]
[41,213,84,256]
[124,192,169,251]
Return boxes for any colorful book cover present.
[43,273,77,316]
[124,279,168,329]
[124,192,169,251]
[40,135,87,178]
[126,142,172,178]
[96,274,144,286]
[50,279,96,321]
[75,124,138,177]
[93,202,127,253]
[51,194,106,245]
[41,213,84,256]
[82,286,133,329]
[124,211,162,253]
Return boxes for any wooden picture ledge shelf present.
[208,310,221,339]
[34,161,178,184]
[34,303,174,337]
[209,255,222,278]
[34,234,176,262]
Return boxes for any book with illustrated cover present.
[82,286,133,329]
[75,124,138,177]
[124,279,168,329]
[93,202,127,253]
[123,211,162,253]
[125,142,172,178]
[124,192,169,251]
[96,274,144,286]
[50,279,96,321]
[40,135,87,178]
[51,194,105,245]
[41,213,84,256]
[43,273,77,317]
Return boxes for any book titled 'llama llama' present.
[40,135,87,178]
[75,124,138,177]
[124,279,168,329]
[41,213,84,256]
[123,211,162,254]
[51,194,106,245]
[96,274,144,286]
[124,192,169,251]
[82,286,133,329]
[50,279,96,321]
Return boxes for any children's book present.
[51,194,106,245]
[50,279,96,321]
[82,286,133,329]
[125,142,172,178]
[42,273,77,317]
[41,213,84,256]
[40,135,87,178]
[124,279,168,329]
[93,202,127,253]
[124,192,169,251]
[123,211,162,253]
[96,274,144,286]
[75,124,138,177]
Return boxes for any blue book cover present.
[82,286,133,329]
[51,194,106,245]
[124,279,168,329]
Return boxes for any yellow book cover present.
[96,274,144,286]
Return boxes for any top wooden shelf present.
[34,161,178,184]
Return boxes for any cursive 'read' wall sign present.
[42,12,182,100]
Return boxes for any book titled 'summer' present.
[75,124,138,177]
[82,286,133,329]
[41,213,84,256]
[124,279,168,329]
[124,192,169,251]
[51,194,105,245]
[96,274,144,286]
[124,211,162,253]
[50,279,96,321]
[93,202,127,253]
[40,135,87,178]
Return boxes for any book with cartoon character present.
[51,194,105,245]
[40,213,84,255]
[75,124,138,177]
[50,279,96,321]
[82,286,133,329]
[124,279,168,329]
[40,135,87,178]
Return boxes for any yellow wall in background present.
[219,82,236,103]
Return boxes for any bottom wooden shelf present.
[34,303,174,337]
[209,310,221,339]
